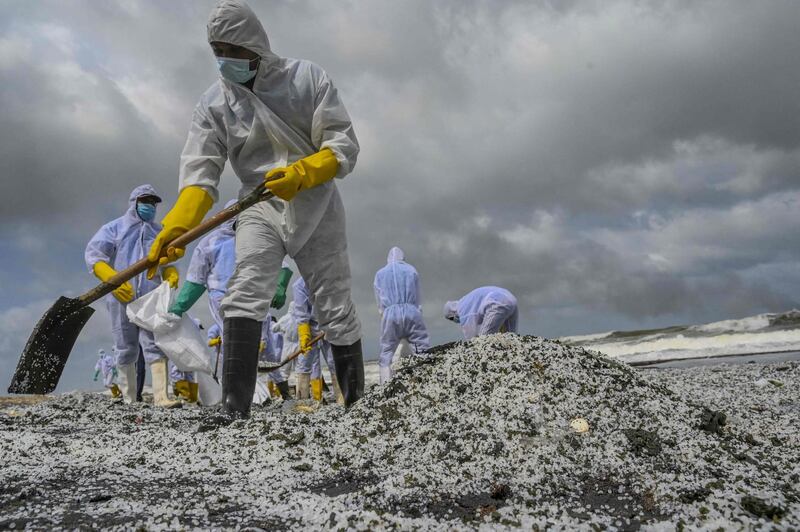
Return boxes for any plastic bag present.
[252,377,270,406]
[196,371,222,406]
[125,279,173,332]
[126,282,215,374]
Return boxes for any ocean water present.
[560,309,800,365]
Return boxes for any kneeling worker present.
[444,286,518,339]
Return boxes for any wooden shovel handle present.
[79,185,274,306]
[262,332,325,371]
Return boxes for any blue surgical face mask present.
[137,203,156,221]
[216,56,258,84]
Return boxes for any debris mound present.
[0,335,797,529]
[313,334,798,528]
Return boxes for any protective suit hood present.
[126,184,161,224]
[207,0,278,62]
[129,184,161,205]
[387,247,404,264]
[443,301,459,321]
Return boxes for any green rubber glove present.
[270,267,293,309]
[168,280,206,317]
[93,370,100,382]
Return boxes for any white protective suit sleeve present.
[291,277,314,325]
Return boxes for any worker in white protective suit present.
[444,287,519,340]
[167,199,294,401]
[292,277,342,403]
[256,313,287,400]
[147,0,364,419]
[261,315,291,399]
[93,349,121,399]
[273,303,299,389]
[85,185,181,408]
[168,316,204,403]
[373,247,431,384]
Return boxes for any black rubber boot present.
[276,380,292,400]
[220,317,262,420]
[331,339,365,408]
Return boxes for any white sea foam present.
[561,310,800,364]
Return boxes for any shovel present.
[212,343,222,384]
[8,185,275,395]
[258,333,325,372]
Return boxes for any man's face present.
[210,41,260,70]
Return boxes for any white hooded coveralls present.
[84,184,168,366]
[444,286,519,340]
[273,304,299,383]
[181,0,361,346]
[373,247,431,382]
[95,349,117,388]
[291,277,336,380]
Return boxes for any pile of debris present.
[0,334,797,529]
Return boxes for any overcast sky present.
[1,0,799,392]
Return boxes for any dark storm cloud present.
[1,0,799,390]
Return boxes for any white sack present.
[126,282,215,374]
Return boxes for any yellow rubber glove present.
[161,266,179,288]
[208,336,221,348]
[93,262,134,303]
[298,322,313,354]
[147,186,213,278]
[259,340,266,353]
[264,148,339,202]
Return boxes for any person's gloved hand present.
[147,186,213,279]
[270,267,293,309]
[264,148,338,202]
[270,289,286,310]
[298,322,312,354]
[208,336,221,348]
[93,370,99,382]
[162,266,179,289]
[259,340,266,353]
[169,281,206,317]
[93,261,135,303]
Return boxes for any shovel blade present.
[8,296,94,395]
